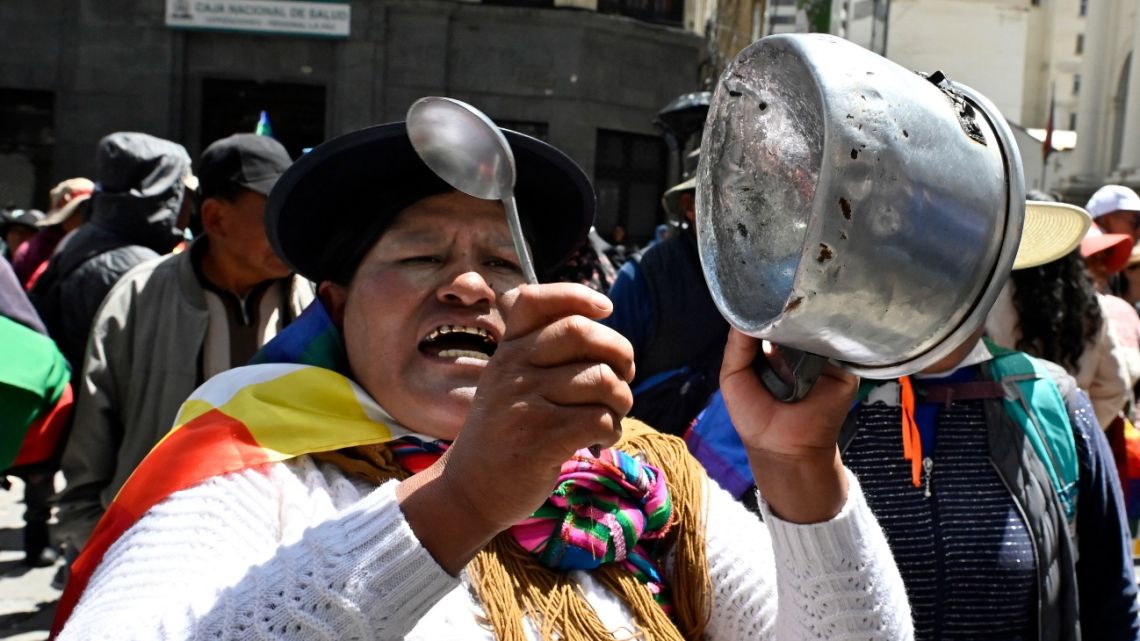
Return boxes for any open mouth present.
[418,325,497,362]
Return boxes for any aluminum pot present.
[696,33,1025,400]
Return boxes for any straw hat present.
[1012,201,1092,270]
[661,176,696,221]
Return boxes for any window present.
[1069,112,1078,130]
[200,78,325,160]
[0,89,55,210]
[1079,0,1088,17]
[597,0,683,26]
[1073,73,1082,96]
[1076,34,1084,54]
[594,130,668,244]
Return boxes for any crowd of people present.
[3,105,1140,640]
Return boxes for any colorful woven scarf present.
[53,300,677,636]
[384,436,675,611]
[512,448,674,611]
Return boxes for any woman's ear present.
[318,281,348,329]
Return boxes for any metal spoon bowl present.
[406,97,538,284]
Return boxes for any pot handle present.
[753,344,827,402]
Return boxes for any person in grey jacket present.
[55,134,315,560]
[30,132,192,375]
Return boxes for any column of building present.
[1115,3,1140,178]
[1072,0,1113,180]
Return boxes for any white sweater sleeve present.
[57,457,459,641]
[699,469,914,640]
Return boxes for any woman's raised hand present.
[398,283,634,573]
[719,328,856,523]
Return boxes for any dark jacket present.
[31,133,190,374]
[604,230,728,434]
[838,360,1140,641]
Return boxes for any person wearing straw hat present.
[52,117,913,640]
[604,173,729,436]
[687,197,1140,641]
[11,178,94,291]
[987,199,1133,428]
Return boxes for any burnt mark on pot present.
[839,197,852,220]
[846,114,854,119]
[850,149,859,159]
[903,129,910,138]
[817,243,834,263]
[737,223,748,238]
[785,296,804,312]
[758,101,768,111]
[840,231,848,240]
[728,90,743,97]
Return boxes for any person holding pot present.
[690,199,1139,641]
[51,120,912,640]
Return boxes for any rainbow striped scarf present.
[52,301,675,635]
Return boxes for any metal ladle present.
[406,97,606,456]
[406,96,538,284]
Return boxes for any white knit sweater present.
[59,456,912,640]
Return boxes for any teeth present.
[424,325,493,343]
[437,349,491,361]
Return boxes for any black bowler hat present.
[266,122,595,284]
[198,134,293,199]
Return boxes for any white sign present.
[166,0,351,38]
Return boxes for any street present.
[0,476,60,641]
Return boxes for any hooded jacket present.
[31,132,191,373]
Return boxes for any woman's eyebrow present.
[385,228,516,253]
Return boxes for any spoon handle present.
[502,193,538,285]
[503,192,603,455]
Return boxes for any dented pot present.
[697,33,1024,385]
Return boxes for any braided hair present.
[1008,190,1104,372]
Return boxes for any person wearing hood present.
[53,134,315,566]
[30,132,192,375]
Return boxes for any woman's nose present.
[437,269,495,306]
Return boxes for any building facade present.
[878,0,1140,196]
[1065,0,1140,200]
[0,0,703,243]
